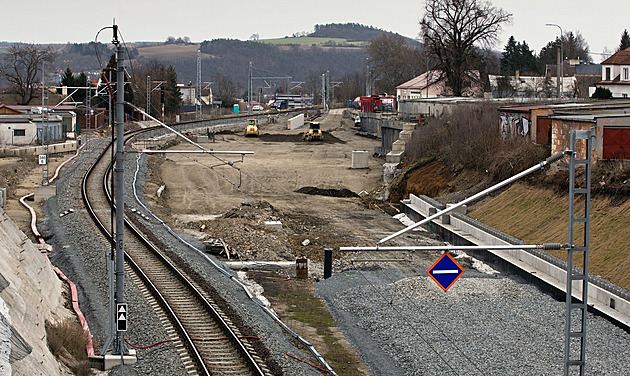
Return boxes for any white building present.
[597,47,630,98]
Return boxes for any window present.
[13,129,26,137]
[606,67,611,81]
[624,68,630,81]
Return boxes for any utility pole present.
[112,23,128,359]
[146,76,151,127]
[248,61,253,115]
[40,62,49,185]
[196,49,202,119]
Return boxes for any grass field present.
[136,44,201,57]
[469,182,630,291]
[258,36,365,46]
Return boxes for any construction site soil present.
[3,109,630,373]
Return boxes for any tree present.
[538,31,592,74]
[164,65,182,116]
[500,36,538,75]
[0,44,55,104]
[58,67,74,94]
[214,73,240,107]
[619,29,630,51]
[420,0,511,96]
[366,33,423,94]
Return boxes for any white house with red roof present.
[597,47,630,98]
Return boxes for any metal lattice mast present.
[146,75,151,127]
[86,77,92,151]
[41,62,49,185]
[564,130,592,376]
[325,69,330,109]
[196,50,201,119]
[321,73,326,108]
[248,61,253,115]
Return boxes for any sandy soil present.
[144,109,434,264]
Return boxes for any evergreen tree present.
[620,29,630,51]
[164,65,182,116]
[58,67,74,93]
[500,37,538,75]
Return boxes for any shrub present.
[405,102,549,181]
[45,319,93,376]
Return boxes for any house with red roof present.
[597,47,630,98]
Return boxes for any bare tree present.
[1,44,55,104]
[367,33,423,94]
[214,73,240,107]
[420,0,511,96]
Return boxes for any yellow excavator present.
[302,122,323,141]
[244,119,259,137]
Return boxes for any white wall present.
[0,122,36,146]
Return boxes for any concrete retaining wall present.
[402,193,630,329]
[0,141,78,158]
[0,208,67,374]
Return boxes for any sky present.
[2,0,627,63]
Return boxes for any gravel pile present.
[317,266,630,375]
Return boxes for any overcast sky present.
[3,0,626,62]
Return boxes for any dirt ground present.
[143,109,427,264]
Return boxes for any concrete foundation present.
[402,193,630,330]
[351,150,369,169]
[89,350,137,370]
[34,184,56,202]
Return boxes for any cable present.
[284,352,332,374]
[351,262,463,375]
[374,262,487,375]
[131,154,338,375]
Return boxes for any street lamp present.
[546,23,563,98]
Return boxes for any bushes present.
[405,103,549,181]
[46,319,93,376]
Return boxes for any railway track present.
[82,127,269,375]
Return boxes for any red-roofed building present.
[597,47,630,98]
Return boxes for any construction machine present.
[244,119,259,137]
[302,122,323,141]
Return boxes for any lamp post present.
[546,23,563,98]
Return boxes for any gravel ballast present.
[317,266,630,375]
[42,138,323,375]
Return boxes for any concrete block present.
[351,150,369,169]
[386,150,404,164]
[402,123,417,132]
[383,162,399,183]
[398,130,414,141]
[0,188,6,208]
[90,350,137,370]
[196,135,209,143]
[392,140,406,151]
[34,185,56,202]
[446,203,467,215]
[264,221,283,230]
[288,114,305,130]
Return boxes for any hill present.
[0,23,417,101]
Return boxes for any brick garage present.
[550,113,630,161]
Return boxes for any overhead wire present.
[350,263,463,375]
[370,261,487,375]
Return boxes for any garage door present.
[603,128,630,159]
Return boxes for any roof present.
[396,70,442,90]
[601,47,630,65]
